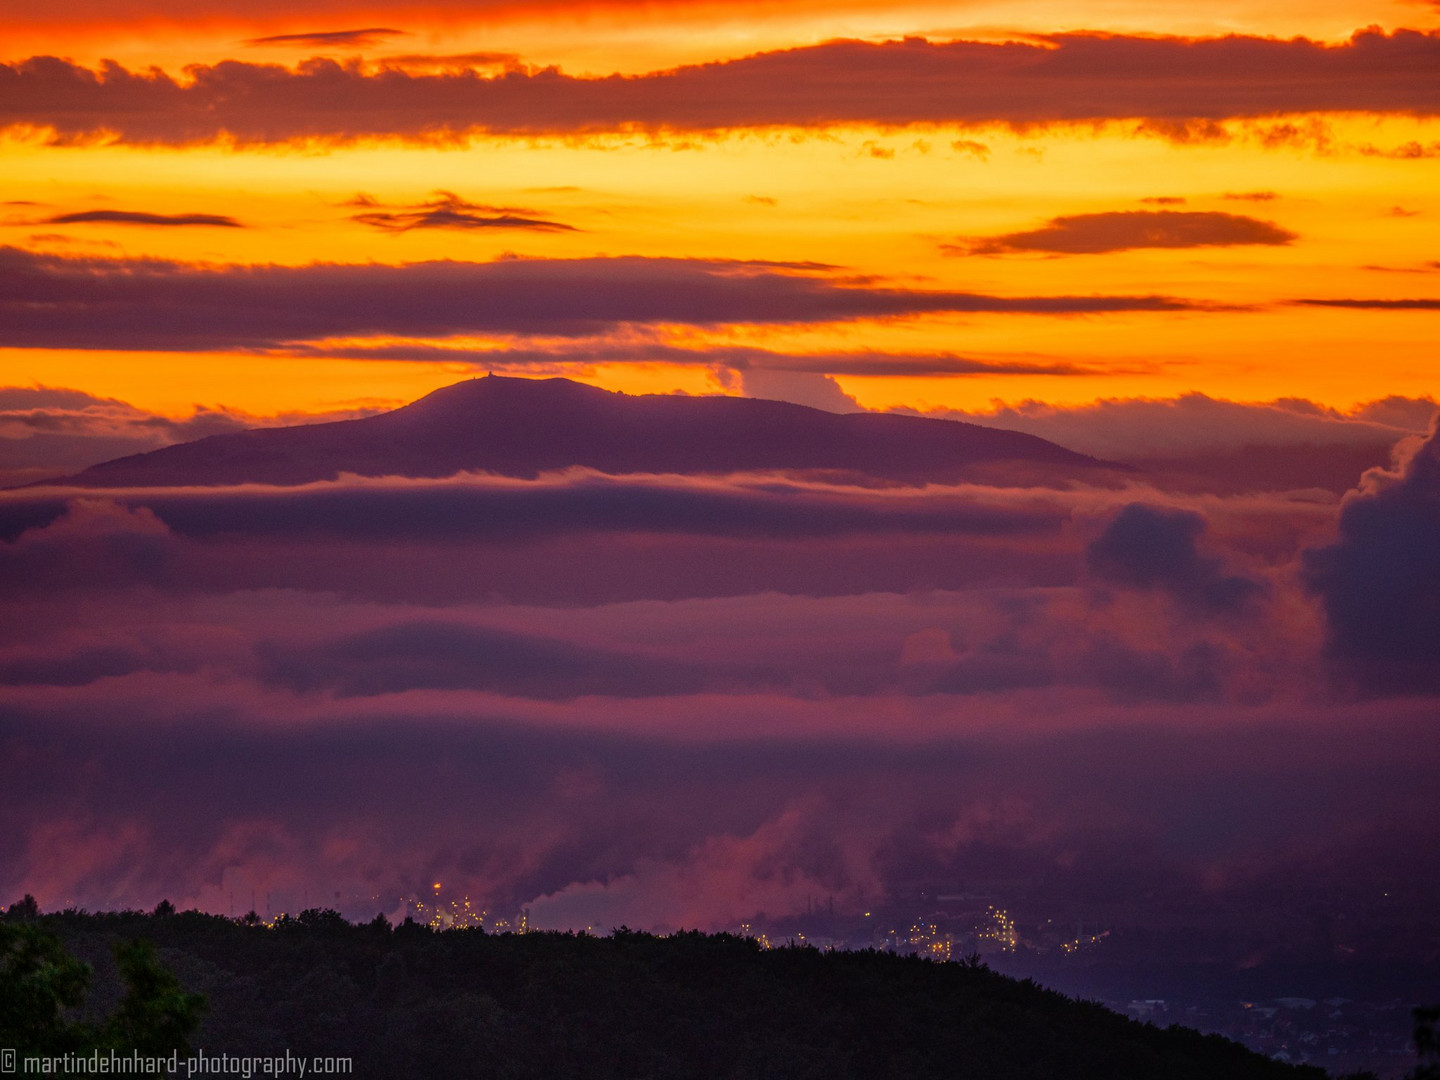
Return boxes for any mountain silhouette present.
[42,376,1121,488]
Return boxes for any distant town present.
[383,882,1436,1079]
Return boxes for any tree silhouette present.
[0,921,91,1054]
[100,938,207,1055]
[1412,1006,1440,1080]
[0,900,204,1058]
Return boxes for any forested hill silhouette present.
[9,905,1333,1080]
[43,376,1121,488]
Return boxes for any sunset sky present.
[2,0,1437,418]
[2,0,1440,967]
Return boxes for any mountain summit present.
[44,376,1119,488]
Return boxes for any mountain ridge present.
[31,375,1124,489]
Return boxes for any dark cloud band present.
[2,29,1437,144]
[0,246,1209,352]
[0,476,1065,544]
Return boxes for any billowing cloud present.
[2,691,1435,932]
[44,209,244,227]
[1349,395,1440,429]
[959,211,1296,256]
[1086,502,1266,614]
[0,497,174,591]
[736,370,859,413]
[350,191,575,233]
[0,246,1210,353]
[0,482,1319,701]
[3,29,1438,144]
[0,483,1084,608]
[1304,423,1440,693]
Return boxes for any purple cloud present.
[1304,423,1440,692]
[0,247,1212,353]
[959,211,1296,256]
[3,29,1437,145]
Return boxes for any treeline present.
[0,899,1387,1079]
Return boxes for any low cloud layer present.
[919,392,1435,492]
[2,29,1438,145]
[2,688,1435,931]
[0,471,1069,555]
[1,383,1436,941]
[930,393,1433,457]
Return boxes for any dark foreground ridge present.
[40,375,1121,489]
[8,905,1335,1080]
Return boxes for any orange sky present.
[0,2,1436,418]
